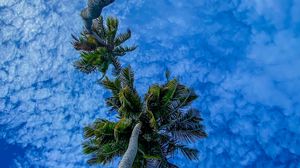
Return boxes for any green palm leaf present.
[115,29,132,46]
[114,45,137,56]
[86,141,126,165]
[106,97,121,112]
[74,47,110,74]
[119,86,141,118]
[111,56,122,75]
[92,16,107,40]
[106,17,119,45]
[161,79,178,107]
[164,109,207,143]
[120,66,135,89]
[177,145,199,160]
[114,118,132,141]
[101,77,121,96]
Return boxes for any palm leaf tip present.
[93,16,106,38]
[118,86,142,117]
[101,77,120,93]
[84,126,96,138]
[179,146,199,160]
[161,108,206,143]
[87,157,98,165]
[115,29,132,46]
[112,57,122,75]
[83,142,98,154]
[107,17,119,31]
[71,34,79,41]
[165,69,171,81]
[74,59,96,74]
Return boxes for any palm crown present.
[83,67,207,167]
[72,16,136,78]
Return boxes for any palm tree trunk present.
[118,122,142,168]
[81,0,115,31]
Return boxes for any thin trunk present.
[80,0,115,31]
[118,122,142,168]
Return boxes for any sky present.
[0,0,300,167]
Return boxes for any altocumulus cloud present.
[0,0,300,167]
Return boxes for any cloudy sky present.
[1,0,300,167]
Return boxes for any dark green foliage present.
[74,47,110,74]
[120,66,135,89]
[100,67,142,118]
[83,119,132,165]
[82,67,207,167]
[72,16,136,79]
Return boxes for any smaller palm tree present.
[83,67,207,167]
[72,16,137,78]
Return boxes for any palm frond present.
[106,17,119,44]
[176,145,199,160]
[74,47,111,74]
[161,139,199,161]
[174,85,198,107]
[114,45,137,56]
[165,69,170,82]
[92,16,106,39]
[83,140,98,154]
[112,56,122,76]
[120,66,135,89]
[161,79,178,107]
[84,125,96,138]
[171,129,206,143]
[72,34,97,51]
[74,59,96,73]
[146,159,178,168]
[115,29,132,46]
[144,85,163,122]
[147,85,161,99]
[84,119,116,138]
[101,77,121,96]
[107,17,119,32]
[106,97,121,112]
[166,100,181,114]
[118,86,142,118]
[86,141,126,165]
[114,118,132,141]
[83,118,131,165]
[140,108,157,129]
[92,31,109,47]
[100,74,122,112]
[164,109,207,143]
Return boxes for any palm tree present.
[82,67,207,167]
[73,1,207,167]
[72,15,136,78]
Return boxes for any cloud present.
[1,0,299,167]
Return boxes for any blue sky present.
[0,0,300,167]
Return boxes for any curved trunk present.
[80,0,115,31]
[118,122,142,168]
